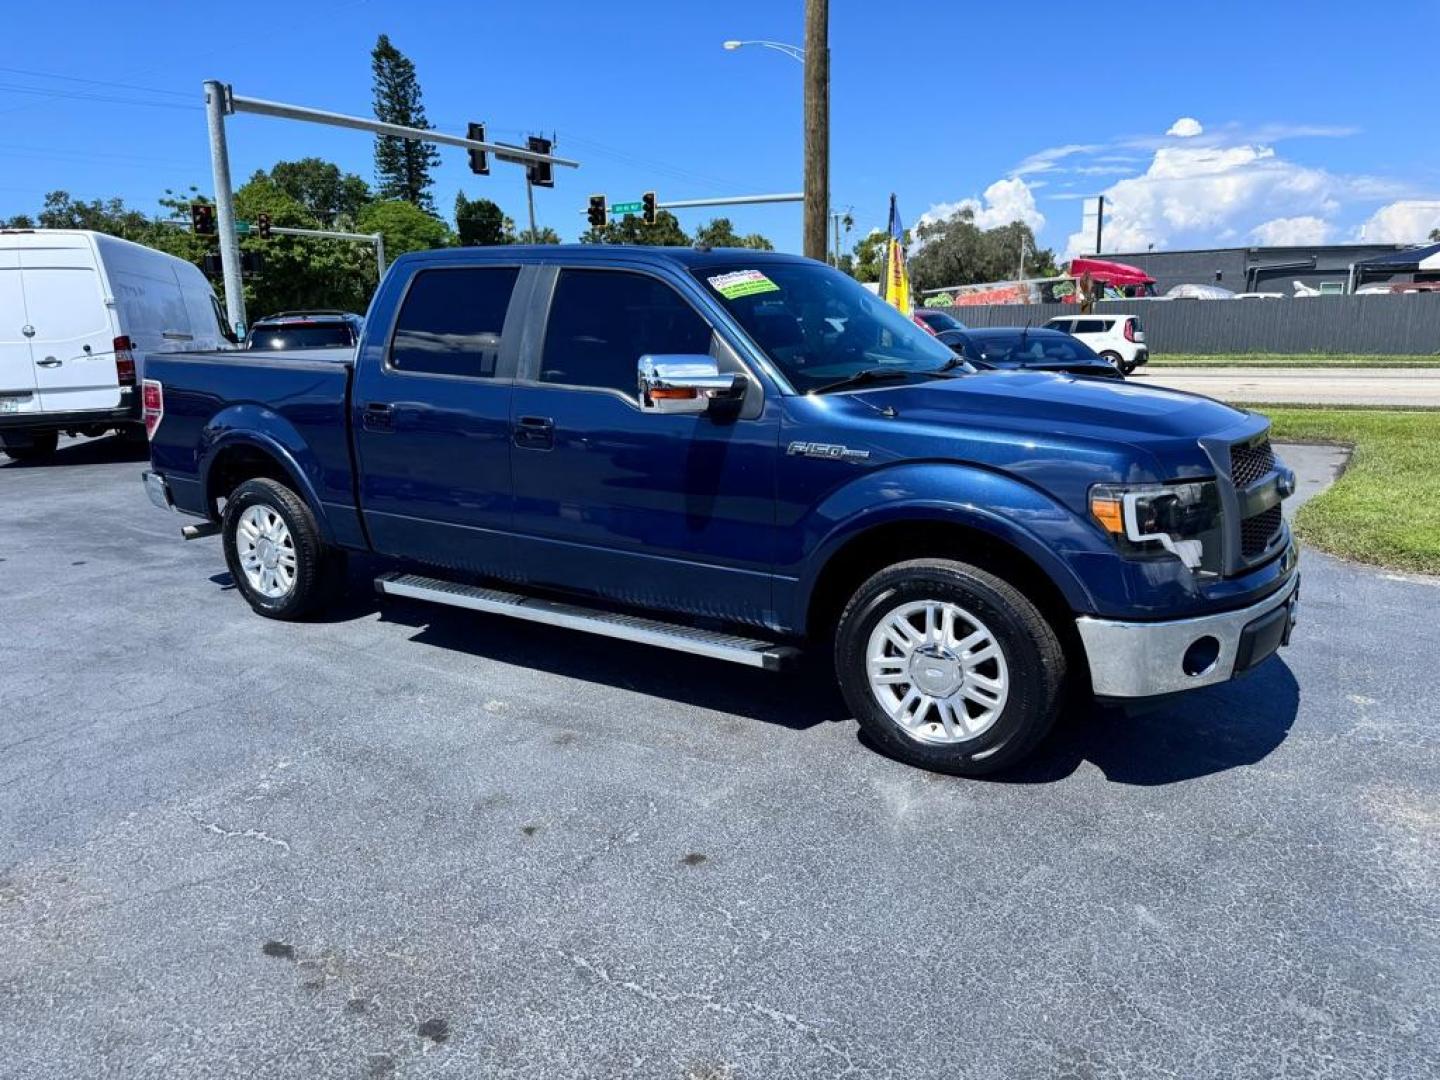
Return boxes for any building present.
[1106,243,1416,296]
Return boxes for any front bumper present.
[1076,569,1299,698]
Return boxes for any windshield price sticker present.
[708,270,780,299]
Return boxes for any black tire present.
[834,558,1066,776]
[1099,350,1126,374]
[1,430,59,462]
[221,478,336,621]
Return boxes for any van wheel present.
[0,431,58,462]
[834,558,1066,776]
[221,478,335,621]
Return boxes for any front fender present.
[787,462,1109,627]
[199,405,333,542]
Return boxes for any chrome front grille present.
[1231,439,1276,489]
[1240,504,1283,558]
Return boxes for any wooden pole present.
[803,0,829,262]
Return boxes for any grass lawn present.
[1259,406,1440,575]
[1151,353,1440,368]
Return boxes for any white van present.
[0,229,234,462]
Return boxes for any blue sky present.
[2,1,1437,258]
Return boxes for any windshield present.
[247,323,354,350]
[694,263,958,392]
[919,310,965,332]
[968,332,1101,366]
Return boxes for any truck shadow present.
[268,560,1300,771]
[994,659,1300,786]
[376,598,847,733]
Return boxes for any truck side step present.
[374,571,799,671]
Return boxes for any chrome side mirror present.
[637,354,744,414]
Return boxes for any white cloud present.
[920,177,1046,235]
[1010,144,1100,178]
[1167,117,1203,138]
[1354,201,1440,243]
[1250,216,1332,245]
[1062,142,1345,256]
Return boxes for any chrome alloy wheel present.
[236,503,298,599]
[865,599,1010,744]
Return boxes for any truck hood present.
[852,370,1248,445]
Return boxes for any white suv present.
[1043,314,1148,375]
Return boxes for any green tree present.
[455,191,514,245]
[267,158,372,224]
[515,225,561,244]
[905,207,1056,294]
[371,34,441,211]
[234,175,376,316]
[850,228,890,283]
[580,210,690,246]
[358,199,452,258]
[693,217,774,250]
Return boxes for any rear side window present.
[540,269,712,397]
[390,267,520,377]
[1074,319,1106,334]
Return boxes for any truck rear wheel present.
[834,558,1066,776]
[221,478,337,621]
[1,431,58,463]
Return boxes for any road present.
[1137,365,1440,407]
[2,438,1437,1079]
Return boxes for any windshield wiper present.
[810,366,949,395]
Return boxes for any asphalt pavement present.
[1137,366,1440,407]
[1,437,1437,1079]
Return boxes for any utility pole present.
[525,176,537,237]
[203,80,246,336]
[1095,194,1105,255]
[802,0,829,262]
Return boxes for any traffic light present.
[256,212,272,240]
[467,122,489,175]
[587,194,606,230]
[642,191,657,226]
[527,135,554,188]
[191,202,215,236]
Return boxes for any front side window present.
[390,267,520,377]
[540,269,712,396]
[694,261,956,393]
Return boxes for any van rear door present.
[0,248,39,417]
[21,247,120,413]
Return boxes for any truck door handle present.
[513,415,554,450]
[362,402,394,432]
[36,357,62,368]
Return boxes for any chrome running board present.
[375,571,798,671]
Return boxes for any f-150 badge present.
[786,441,871,463]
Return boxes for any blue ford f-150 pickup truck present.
[142,246,1299,775]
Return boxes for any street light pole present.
[802,0,829,263]
[203,80,246,337]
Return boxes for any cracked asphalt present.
[2,436,1437,1079]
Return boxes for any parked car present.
[912,309,968,335]
[245,311,363,351]
[938,327,1122,379]
[1,228,233,462]
[1042,313,1149,374]
[142,246,1299,777]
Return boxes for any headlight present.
[1089,481,1223,572]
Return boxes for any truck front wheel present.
[834,558,1066,776]
[221,478,338,621]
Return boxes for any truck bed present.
[144,347,359,539]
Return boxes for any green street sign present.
[610,201,643,215]
[234,220,252,236]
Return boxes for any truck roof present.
[395,244,813,271]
